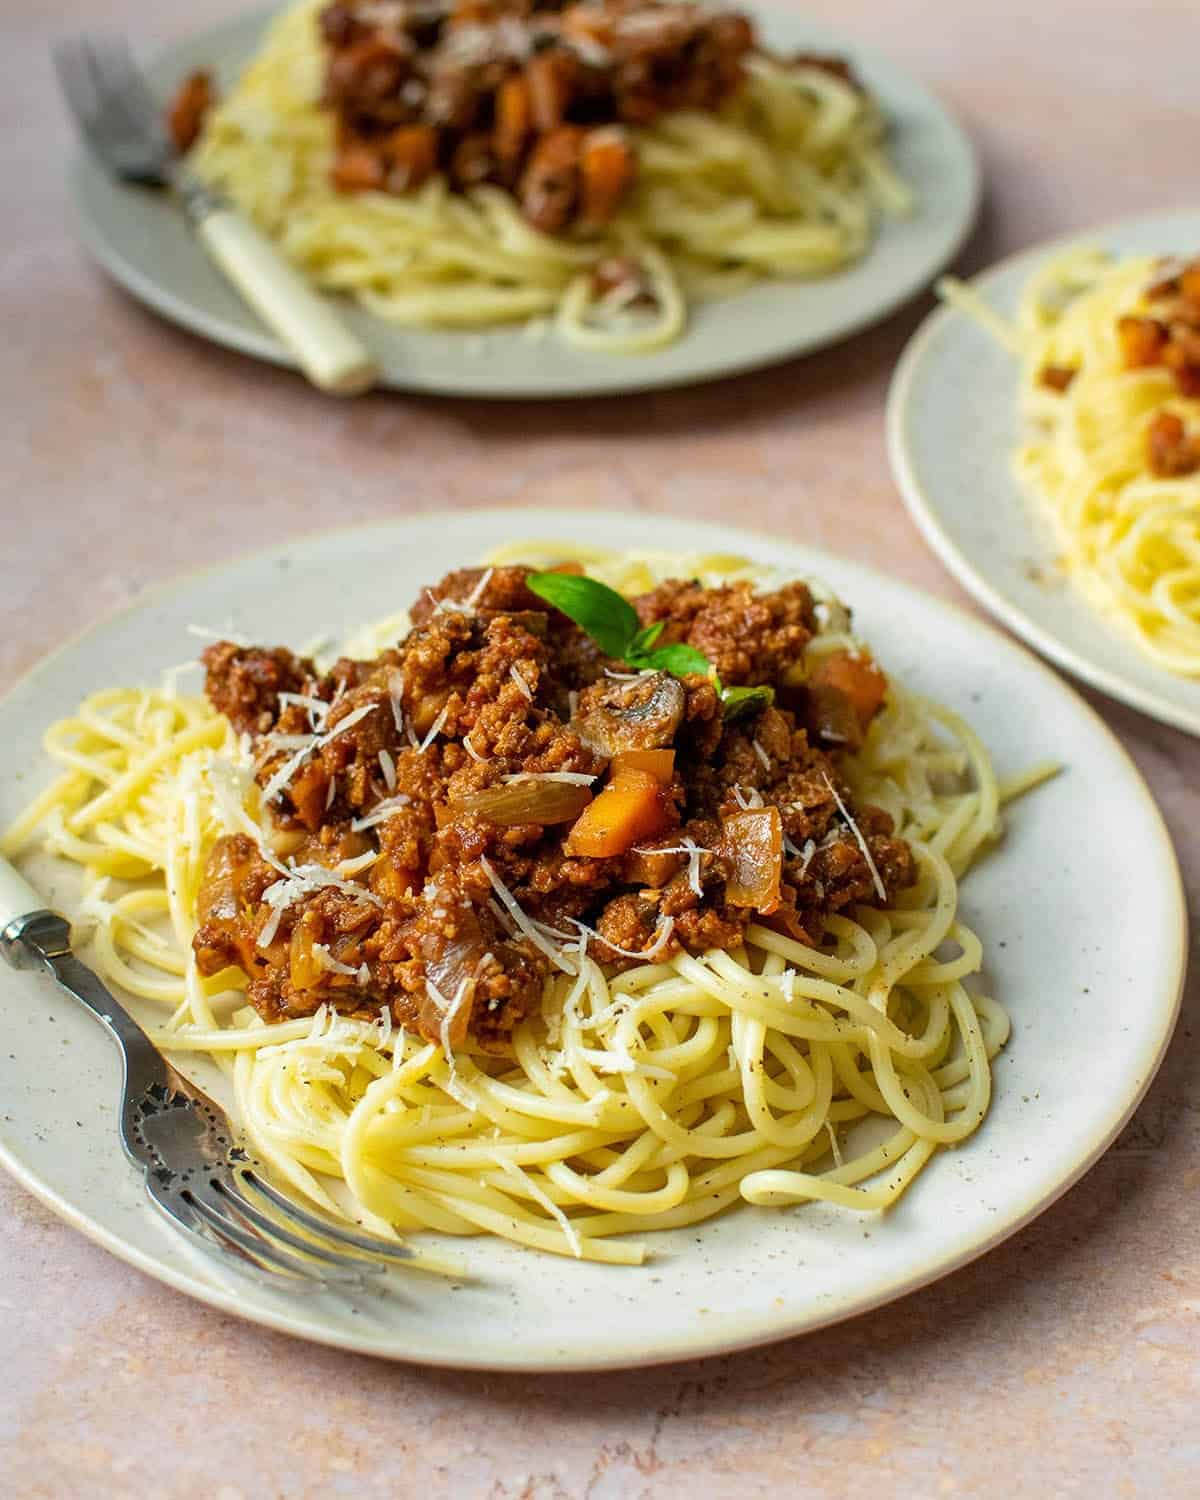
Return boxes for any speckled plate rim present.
[65,2,981,398]
[0,508,1186,1372]
[887,206,1200,737]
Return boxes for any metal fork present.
[53,35,377,395]
[0,857,414,1288]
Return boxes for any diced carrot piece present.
[287,760,331,832]
[579,132,636,225]
[623,846,685,888]
[384,125,438,190]
[371,859,417,901]
[1117,315,1167,369]
[1178,263,1200,306]
[611,749,675,784]
[525,52,576,132]
[167,69,216,154]
[1038,363,1077,393]
[495,74,532,176]
[289,924,326,992]
[449,0,494,24]
[810,651,888,729]
[561,6,614,46]
[1146,411,1200,477]
[332,142,385,193]
[564,768,672,858]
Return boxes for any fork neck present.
[1,909,72,969]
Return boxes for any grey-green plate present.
[68,3,980,398]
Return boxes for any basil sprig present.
[527,572,774,718]
[719,683,775,721]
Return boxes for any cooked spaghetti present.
[940,252,1200,676]
[182,0,911,353]
[3,547,1049,1264]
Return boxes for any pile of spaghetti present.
[186,0,911,352]
[940,252,1200,675]
[3,547,1045,1264]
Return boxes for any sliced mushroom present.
[571,671,685,755]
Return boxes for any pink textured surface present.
[2,1,1198,1495]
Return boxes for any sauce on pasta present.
[4,547,1048,1263]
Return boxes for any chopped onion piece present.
[822,772,887,903]
[720,808,783,912]
[452,780,592,826]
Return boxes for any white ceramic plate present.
[0,509,1184,1370]
[68,3,979,398]
[888,208,1200,736]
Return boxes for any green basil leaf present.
[721,684,775,720]
[629,620,665,655]
[643,643,712,677]
[526,572,640,659]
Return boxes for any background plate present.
[888,207,1200,736]
[0,509,1184,1370]
[69,2,980,398]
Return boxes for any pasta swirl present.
[2,547,1052,1263]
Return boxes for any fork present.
[54,35,378,396]
[0,854,417,1288]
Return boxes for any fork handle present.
[196,208,378,396]
[0,856,46,950]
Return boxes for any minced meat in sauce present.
[167,1,854,241]
[193,564,915,1052]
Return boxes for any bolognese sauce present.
[193,565,914,1051]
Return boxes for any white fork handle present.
[197,208,378,396]
[0,853,45,933]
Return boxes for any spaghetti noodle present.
[190,0,912,353]
[940,250,1200,675]
[3,547,1049,1264]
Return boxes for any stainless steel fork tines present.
[53,36,184,191]
[0,894,415,1290]
[49,31,378,393]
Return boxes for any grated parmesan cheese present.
[387,669,405,734]
[277,691,329,731]
[465,567,495,610]
[822,772,887,903]
[631,837,706,897]
[568,914,675,963]
[418,703,450,753]
[186,623,248,645]
[480,857,578,973]
[260,701,380,805]
[509,664,534,700]
[256,863,382,949]
[487,1151,582,1260]
[160,659,201,698]
[312,942,361,978]
[732,783,765,811]
[378,748,396,791]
